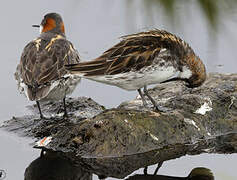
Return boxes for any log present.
[1,73,237,178]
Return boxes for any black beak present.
[160,77,183,84]
[161,77,192,88]
[32,25,40,28]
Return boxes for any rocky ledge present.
[1,73,237,178]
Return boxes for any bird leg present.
[143,86,171,112]
[143,86,160,111]
[63,97,68,118]
[36,101,45,119]
[143,166,148,175]
[153,161,163,175]
[143,162,163,176]
[137,89,148,107]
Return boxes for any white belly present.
[85,65,178,90]
[40,75,81,102]
[17,74,81,102]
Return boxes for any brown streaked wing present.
[94,34,163,75]
[66,36,161,76]
[19,38,80,87]
[36,39,80,84]
[66,29,189,76]
[19,41,38,86]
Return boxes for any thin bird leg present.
[137,89,148,107]
[36,101,44,119]
[153,161,163,175]
[40,149,46,157]
[63,97,68,117]
[143,166,148,175]
[143,86,160,111]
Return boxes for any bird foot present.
[39,115,50,120]
[56,107,63,114]
[63,111,68,118]
[154,105,172,113]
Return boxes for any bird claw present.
[63,111,68,118]
[154,105,172,113]
[40,115,50,120]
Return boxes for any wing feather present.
[16,36,80,100]
[66,29,191,76]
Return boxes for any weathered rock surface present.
[1,97,105,138]
[1,73,237,178]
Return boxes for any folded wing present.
[66,29,189,77]
[16,37,80,100]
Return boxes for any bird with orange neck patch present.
[15,13,80,118]
[65,30,206,111]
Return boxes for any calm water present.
[0,0,236,179]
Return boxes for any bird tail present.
[65,60,110,76]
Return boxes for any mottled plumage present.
[15,13,80,118]
[66,29,206,111]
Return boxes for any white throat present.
[39,25,43,34]
[179,66,192,79]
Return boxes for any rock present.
[1,97,105,137]
[1,73,237,178]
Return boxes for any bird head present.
[184,54,206,88]
[32,13,65,35]
[170,53,206,88]
[160,54,206,89]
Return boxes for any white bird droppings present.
[184,118,200,131]
[150,133,159,141]
[194,98,212,115]
[95,120,104,125]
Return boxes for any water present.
[0,0,236,179]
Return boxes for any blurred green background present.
[139,0,237,29]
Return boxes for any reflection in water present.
[127,167,214,180]
[24,150,214,180]
[144,162,163,176]
[24,150,92,180]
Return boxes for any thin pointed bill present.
[32,24,43,34]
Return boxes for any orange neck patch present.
[42,18,56,33]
